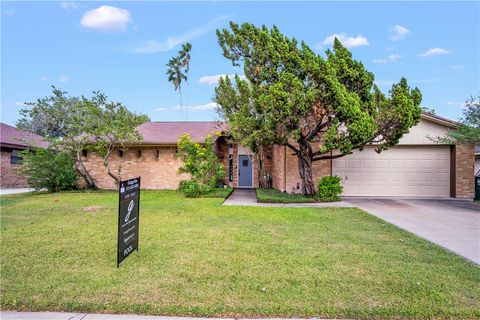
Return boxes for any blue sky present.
[1,1,479,126]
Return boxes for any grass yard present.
[1,190,479,319]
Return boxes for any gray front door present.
[238,155,253,187]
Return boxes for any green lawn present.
[1,191,479,319]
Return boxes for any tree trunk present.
[297,142,315,196]
[74,152,96,189]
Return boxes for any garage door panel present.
[333,146,450,197]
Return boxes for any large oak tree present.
[215,22,422,195]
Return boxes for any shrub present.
[176,133,225,197]
[178,180,211,198]
[317,175,343,202]
[17,149,78,192]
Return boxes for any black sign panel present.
[117,177,140,267]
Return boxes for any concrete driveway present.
[0,188,35,196]
[346,198,480,264]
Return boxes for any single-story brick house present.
[83,113,475,198]
[0,122,48,188]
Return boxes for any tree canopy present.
[215,22,422,195]
[17,87,149,187]
[447,95,480,145]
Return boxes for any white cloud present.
[389,25,410,41]
[40,76,49,81]
[60,2,80,11]
[372,54,404,64]
[316,33,369,49]
[450,65,464,70]
[446,101,460,105]
[81,6,132,32]
[15,102,27,107]
[157,103,218,112]
[59,75,69,83]
[418,47,451,57]
[198,74,246,85]
[132,15,229,53]
[4,8,15,16]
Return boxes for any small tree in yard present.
[17,149,78,192]
[215,23,422,196]
[84,92,149,186]
[17,87,149,188]
[176,133,225,196]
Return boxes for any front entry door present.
[238,155,253,188]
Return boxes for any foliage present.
[2,190,479,318]
[215,22,422,195]
[84,92,149,186]
[202,187,233,198]
[176,133,225,196]
[17,87,149,187]
[177,180,211,197]
[317,175,343,202]
[178,181,232,198]
[16,148,78,192]
[166,42,192,108]
[421,106,436,115]
[256,188,317,203]
[446,95,480,145]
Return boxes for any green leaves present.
[17,149,78,192]
[166,42,192,94]
[215,22,422,194]
[17,87,150,187]
[447,95,480,145]
[176,133,225,192]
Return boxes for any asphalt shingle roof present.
[137,121,224,144]
[0,123,48,149]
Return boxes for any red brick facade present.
[454,144,475,198]
[1,148,28,188]
[84,140,475,199]
[83,146,189,190]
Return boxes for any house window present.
[10,149,23,165]
[242,159,248,167]
[156,150,160,158]
[118,150,124,157]
[137,149,142,158]
[82,149,88,157]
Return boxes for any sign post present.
[117,177,141,267]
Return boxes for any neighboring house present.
[475,145,480,177]
[84,113,475,198]
[0,123,48,188]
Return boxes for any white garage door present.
[333,146,451,197]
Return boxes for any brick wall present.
[1,148,28,188]
[271,145,286,191]
[83,146,188,190]
[284,146,331,194]
[269,144,331,193]
[455,143,475,198]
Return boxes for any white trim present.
[237,145,254,188]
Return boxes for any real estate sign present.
[117,177,141,267]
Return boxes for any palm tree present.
[166,43,192,119]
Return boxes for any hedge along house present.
[0,122,49,188]
[84,113,475,198]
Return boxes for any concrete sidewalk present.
[0,311,332,320]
